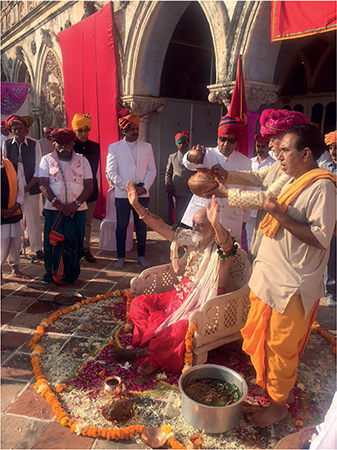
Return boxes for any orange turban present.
[118,114,140,130]
[324,131,337,147]
[71,114,92,131]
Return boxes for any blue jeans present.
[115,197,150,258]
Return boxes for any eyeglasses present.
[218,136,237,144]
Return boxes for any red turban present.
[324,131,337,147]
[118,114,140,130]
[175,131,190,145]
[218,115,246,141]
[1,121,6,127]
[50,129,76,144]
[5,115,29,129]
[254,133,269,144]
[260,109,308,138]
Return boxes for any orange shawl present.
[2,158,20,214]
[260,168,336,239]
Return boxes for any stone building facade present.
[2,1,335,215]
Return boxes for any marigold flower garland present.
[29,289,145,442]
[124,290,134,333]
[312,321,337,355]
[162,425,186,449]
[183,321,199,372]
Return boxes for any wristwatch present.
[51,197,58,205]
[74,200,81,207]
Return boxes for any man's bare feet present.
[11,266,32,280]
[248,402,288,428]
[138,362,158,376]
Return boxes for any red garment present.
[129,281,191,373]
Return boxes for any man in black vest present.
[3,115,44,260]
[72,114,100,263]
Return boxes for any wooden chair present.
[130,248,251,365]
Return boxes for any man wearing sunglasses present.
[181,115,251,244]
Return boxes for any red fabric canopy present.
[271,1,337,42]
[57,3,119,218]
[227,55,248,157]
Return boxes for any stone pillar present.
[207,81,280,112]
[120,95,165,141]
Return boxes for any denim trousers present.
[115,197,150,258]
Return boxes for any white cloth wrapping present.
[155,239,220,334]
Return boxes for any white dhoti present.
[22,193,43,252]
[1,221,24,266]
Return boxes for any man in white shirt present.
[106,114,157,269]
[2,115,44,260]
[246,133,275,249]
[182,115,251,244]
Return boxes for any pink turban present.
[218,116,246,141]
[175,131,190,145]
[50,129,76,144]
[260,109,308,138]
[324,131,337,147]
[118,114,140,130]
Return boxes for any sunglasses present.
[218,136,237,144]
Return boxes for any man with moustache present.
[3,115,44,260]
[207,109,308,259]
[241,124,336,428]
[106,114,156,269]
[182,115,252,244]
[39,129,93,285]
[72,113,100,263]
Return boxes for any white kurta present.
[182,148,252,243]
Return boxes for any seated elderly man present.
[113,181,237,375]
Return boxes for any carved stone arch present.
[244,1,282,85]
[36,46,66,130]
[12,47,34,85]
[195,2,229,83]
[123,1,231,98]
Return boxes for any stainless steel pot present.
[179,364,247,434]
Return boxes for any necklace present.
[57,161,68,204]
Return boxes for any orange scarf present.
[2,158,21,216]
[260,168,337,239]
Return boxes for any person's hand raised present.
[126,181,138,207]
[206,194,221,227]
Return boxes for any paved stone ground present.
[1,218,336,449]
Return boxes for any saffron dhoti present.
[241,290,319,404]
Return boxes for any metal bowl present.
[140,427,167,448]
[179,364,247,434]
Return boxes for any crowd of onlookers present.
[1,107,336,435]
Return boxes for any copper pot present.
[188,168,218,197]
[104,376,122,398]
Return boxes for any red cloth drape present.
[227,54,248,157]
[57,3,119,218]
[271,1,337,42]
